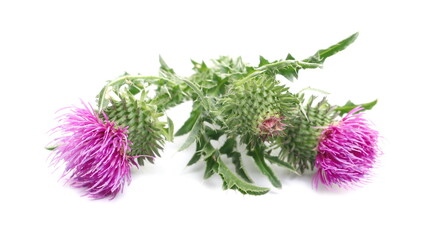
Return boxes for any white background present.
[1,0,445,239]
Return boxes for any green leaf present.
[97,86,109,111]
[166,116,174,142]
[178,118,202,151]
[286,53,295,60]
[128,85,141,95]
[248,146,282,188]
[265,155,296,172]
[304,32,359,64]
[217,158,269,195]
[230,152,253,183]
[219,138,237,154]
[187,151,202,166]
[205,126,224,141]
[204,155,217,179]
[45,146,58,151]
[336,99,378,116]
[278,66,299,81]
[175,106,201,136]
[183,79,210,111]
[202,142,216,159]
[259,56,270,67]
[219,138,253,183]
[159,55,175,74]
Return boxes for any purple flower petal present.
[313,107,380,189]
[50,102,136,199]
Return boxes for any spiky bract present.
[105,94,165,166]
[278,96,338,173]
[221,76,296,145]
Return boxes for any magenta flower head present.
[49,102,137,199]
[259,115,287,140]
[313,107,379,189]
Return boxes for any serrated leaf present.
[248,146,282,188]
[219,138,253,183]
[265,155,296,172]
[204,156,217,179]
[217,158,269,195]
[230,152,253,183]
[178,118,202,151]
[183,79,210,111]
[202,142,216,159]
[219,138,237,154]
[304,32,359,64]
[175,107,201,136]
[336,99,378,116]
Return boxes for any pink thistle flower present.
[313,107,379,189]
[259,115,287,140]
[49,102,137,199]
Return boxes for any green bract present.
[97,74,173,166]
[221,75,296,145]
[105,95,166,166]
[277,96,338,173]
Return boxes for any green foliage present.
[217,158,270,195]
[90,32,375,195]
[247,144,282,188]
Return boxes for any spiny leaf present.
[178,117,202,151]
[183,79,210,111]
[230,151,253,183]
[303,32,359,64]
[220,138,253,183]
[265,155,296,172]
[337,99,378,116]
[204,155,217,179]
[175,106,201,136]
[219,138,237,154]
[217,158,269,195]
[248,146,282,188]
